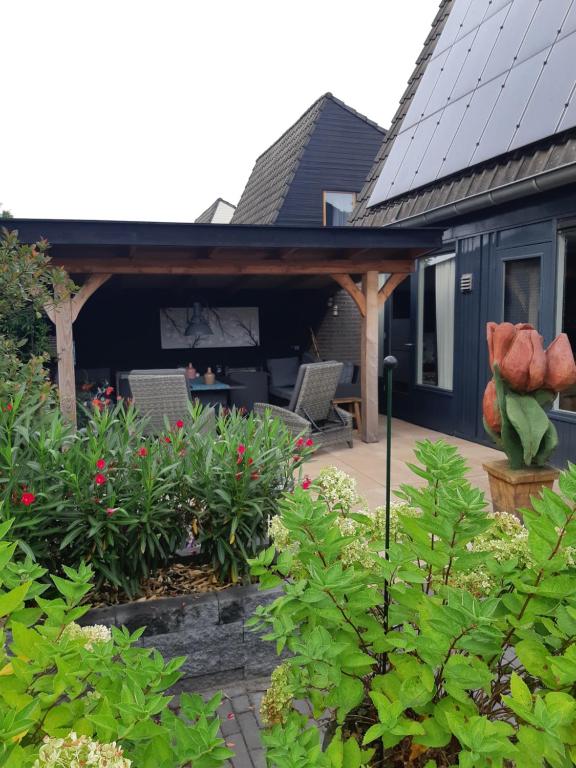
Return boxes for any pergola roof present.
[4,218,442,275]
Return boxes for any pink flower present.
[21,491,36,506]
[250,471,259,481]
[95,473,106,486]
[296,438,304,448]
[226,713,235,721]
[96,458,106,470]
[106,507,117,517]
[105,386,114,396]
[235,472,242,480]
[175,420,184,429]
[164,436,171,444]
[237,444,246,455]
[248,458,254,466]
[5,404,12,412]
[301,476,312,490]
[305,438,314,447]
[137,447,148,457]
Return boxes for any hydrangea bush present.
[0,515,232,767]
[250,440,576,767]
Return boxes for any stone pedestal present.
[483,460,559,517]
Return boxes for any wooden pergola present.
[8,220,442,442]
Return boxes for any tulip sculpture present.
[483,322,576,470]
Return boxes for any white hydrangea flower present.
[33,732,130,767]
[316,467,363,512]
[62,623,112,650]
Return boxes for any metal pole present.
[382,355,397,643]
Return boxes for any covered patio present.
[7,219,442,440]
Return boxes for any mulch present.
[89,561,232,607]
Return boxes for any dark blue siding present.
[275,100,384,227]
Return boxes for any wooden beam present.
[378,273,409,308]
[53,259,416,276]
[361,271,380,444]
[71,274,111,322]
[330,274,366,317]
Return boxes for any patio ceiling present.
[5,219,442,441]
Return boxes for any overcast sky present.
[2,1,437,222]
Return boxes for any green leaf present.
[0,582,30,618]
[505,393,550,467]
[510,672,533,710]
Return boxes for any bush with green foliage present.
[0,517,232,767]
[0,395,312,597]
[250,440,576,767]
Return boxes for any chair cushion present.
[269,385,294,401]
[339,362,355,384]
[267,357,300,387]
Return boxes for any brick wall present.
[313,290,362,364]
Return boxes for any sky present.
[1,0,437,222]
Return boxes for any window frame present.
[553,226,576,417]
[415,250,457,392]
[322,191,357,226]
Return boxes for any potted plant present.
[482,322,576,514]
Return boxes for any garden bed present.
[81,582,283,689]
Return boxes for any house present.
[351,0,576,466]
[195,198,236,224]
[233,92,387,367]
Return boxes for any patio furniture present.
[254,361,353,449]
[127,370,216,435]
[333,395,362,433]
[266,356,300,402]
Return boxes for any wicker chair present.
[128,370,215,436]
[254,361,353,449]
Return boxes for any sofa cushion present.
[267,357,300,387]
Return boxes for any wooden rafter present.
[330,274,366,317]
[71,274,112,322]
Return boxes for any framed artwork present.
[160,306,260,349]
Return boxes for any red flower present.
[91,398,103,411]
[5,404,12,412]
[305,438,314,447]
[96,458,106,470]
[237,444,246,455]
[237,455,244,465]
[248,457,254,466]
[105,386,114,396]
[106,507,117,517]
[21,491,36,506]
[137,447,148,457]
[250,471,259,481]
[175,420,184,429]
[296,438,304,448]
[95,473,106,486]
[235,472,242,480]
[301,476,312,490]
[164,436,171,444]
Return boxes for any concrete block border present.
[81,584,282,686]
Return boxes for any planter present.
[80,583,283,690]
[483,459,559,516]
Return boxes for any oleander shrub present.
[250,440,576,768]
[0,395,312,596]
[0,517,232,767]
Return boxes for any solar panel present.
[368,0,576,208]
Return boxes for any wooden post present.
[361,271,379,443]
[45,273,111,427]
[52,286,77,426]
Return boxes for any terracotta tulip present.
[544,333,576,392]
[499,328,546,392]
[482,379,501,433]
[487,322,516,370]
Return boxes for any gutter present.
[386,161,576,228]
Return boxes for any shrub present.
[0,396,311,596]
[250,440,576,767]
[0,517,232,767]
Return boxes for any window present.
[416,253,456,389]
[556,229,576,412]
[323,191,356,226]
[503,257,541,327]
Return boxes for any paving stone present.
[237,711,262,752]
[251,749,266,768]
[231,694,252,714]
[228,732,254,768]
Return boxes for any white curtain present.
[435,258,455,389]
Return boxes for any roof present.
[351,0,576,228]
[194,198,236,224]
[232,93,385,225]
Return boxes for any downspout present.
[387,162,576,228]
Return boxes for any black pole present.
[382,356,397,654]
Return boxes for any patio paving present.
[307,416,503,508]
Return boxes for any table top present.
[189,376,246,391]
